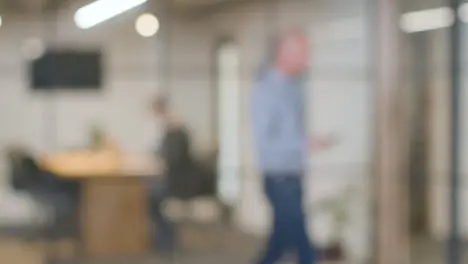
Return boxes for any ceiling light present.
[135,13,159,37]
[400,7,454,33]
[74,0,148,29]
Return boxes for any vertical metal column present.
[263,0,278,62]
[374,0,410,263]
[448,0,462,263]
[160,0,172,96]
[43,0,59,150]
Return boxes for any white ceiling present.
[173,0,226,7]
[0,0,244,14]
[0,0,74,13]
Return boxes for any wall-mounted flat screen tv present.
[30,49,103,90]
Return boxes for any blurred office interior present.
[0,0,466,264]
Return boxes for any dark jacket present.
[159,126,196,199]
[158,126,216,199]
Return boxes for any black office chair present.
[165,155,230,252]
[7,148,81,262]
[166,148,217,200]
[8,147,34,191]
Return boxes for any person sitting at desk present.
[149,94,196,252]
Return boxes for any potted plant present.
[314,186,355,262]
[89,122,105,148]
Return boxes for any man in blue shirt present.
[251,29,336,264]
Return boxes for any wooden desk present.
[41,151,162,259]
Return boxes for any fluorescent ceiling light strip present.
[75,0,148,29]
[400,7,454,33]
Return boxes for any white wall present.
[308,1,372,262]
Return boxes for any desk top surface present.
[40,149,163,179]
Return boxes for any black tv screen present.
[30,49,103,90]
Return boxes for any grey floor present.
[1,223,263,264]
[51,233,468,264]
[410,236,468,264]
[2,224,467,264]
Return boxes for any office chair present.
[7,149,81,263]
[162,151,227,252]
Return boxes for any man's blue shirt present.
[251,68,306,175]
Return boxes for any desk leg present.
[80,179,149,258]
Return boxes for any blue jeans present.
[148,179,176,251]
[257,174,315,264]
